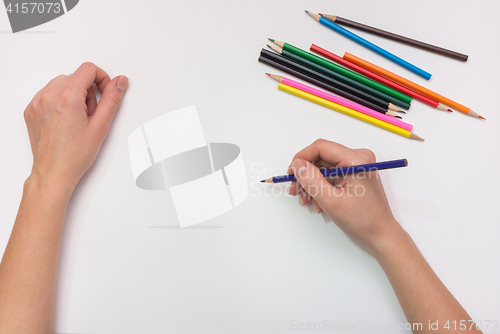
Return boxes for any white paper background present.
[143,106,206,163]
[0,1,499,333]
[170,169,233,227]
[128,127,152,180]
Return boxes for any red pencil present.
[310,44,451,112]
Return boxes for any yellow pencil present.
[278,83,424,141]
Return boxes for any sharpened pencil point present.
[436,103,450,112]
[267,44,282,54]
[306,11,321,21]
[388,103,403,112]
[409,133,425,142]
[467,110,482,119]
[268,38,275,42]
[395,116,402,119]
[479,116,486,120]
[260,180,265,182]
[265,73,270,76]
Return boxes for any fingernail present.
[315,206,321,214]
[299,195,304,205]
[292,160,307,178]
[288,185,293,196]
[117,75,129,93]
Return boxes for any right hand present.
[288,139,402,250]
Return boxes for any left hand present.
[24,62,128,193]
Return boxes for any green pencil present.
[268,44,411,110]
[269,38,412,105]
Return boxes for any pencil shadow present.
[149,226,225,229]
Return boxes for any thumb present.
[291,159,335,207]
[91,75,128,131]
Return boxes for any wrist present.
[364,220,412,260]
[24,172,75,204]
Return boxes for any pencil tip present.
[268,38,275,42]
[409,133,425,141]
[265,73,270,76]
[398,110,406,114]
[260,180,265,182]
[395,116,402,119]
[305,11,320,20]
[448,109,453,112]
[479,116,486,120]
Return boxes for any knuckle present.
[60,85,78,102]
[313,138,326,146]
[47,74,66,86]
[40,88,56,104]
[60,89,73,103]
[356,149,376,162]
[80,61,95,69]
[23,107,30,122]
[32,98,40,113]
[78,62,96,74]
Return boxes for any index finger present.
[72,62,111,93]
[287,139,354,174]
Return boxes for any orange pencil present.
[343,52,484,119]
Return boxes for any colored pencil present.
[319,14,468,62]
[343,52,485,119]
[275,83,424,141]
[310,44,451,112]
[305,11,432,80]
[260,49,403,112]
[258,51,402,116]
[261,159,408,183]
[267,74,412,130]
[267,44,411,110]
[268,38,412,104]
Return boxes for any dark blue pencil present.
[261,159,407,183]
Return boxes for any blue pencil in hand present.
[261,159,408,183]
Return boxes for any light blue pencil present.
[306,11,432,80]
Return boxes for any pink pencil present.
[267,74,413,131]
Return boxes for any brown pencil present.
[319,14,469,62]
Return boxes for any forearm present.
[0,174,72,333]
[371,223,481,334]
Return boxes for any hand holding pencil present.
[283,139,480,329]
[287,139,399,248]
